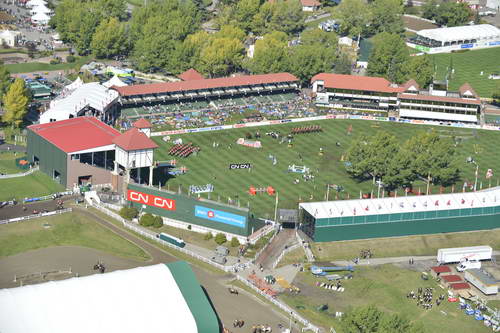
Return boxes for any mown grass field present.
[152,118,500,219]
[0,152,22,174]
[311,228,500,260]
[0,212,150,260]
[280,264,492,332]
[0,171,64,201]
[5,56,91,74]
[430,47,500,98]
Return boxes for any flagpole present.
[326,185,330,201]
[273,192,279,223]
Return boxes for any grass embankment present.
[151,119,500,218]
[0,171,64,202]
[0,152,23,174]
[430,47,500,98]
[5,56,91,74]
[312,229,500,261]
[0,212,150,261]
[280,265,492,332]
[277,246,307,268]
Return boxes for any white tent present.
[31,12,50,25]
[102,75,128,88]
[31,4,52,14]
[26,0,46,7]
[63,77,84,92]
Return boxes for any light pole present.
[466,157,479,192]
[289,311,293,332]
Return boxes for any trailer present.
[464,269,498,295]
[157,232,185,248]
[437,246,492,264]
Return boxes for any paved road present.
[0,143,26,153]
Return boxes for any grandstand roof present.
[311,73,404,93]
[178,68,204,81]
[113,127,158,151]
[40,82,119,123]
[28,117,120,153]
[299,187,500,219]
[114,72,299,97]
[398,93,481,105]
[0,262,219,333]
[417,24,500,43]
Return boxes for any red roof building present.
[450,282,471,290]
[113,128,158,151]
[178,68,204,81]
[441,275,462,283]
[431,266,452,274]
[132,118,152,129]
[311,73,404,94]
[300,0,321,7]
[114,72,299,97]
[28,116,120,153]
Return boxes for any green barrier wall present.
[312,212,500,242]
[127,183,264,237]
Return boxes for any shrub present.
[66,55,76,63]
[119,206,138,220]
[49,57,61,65]
[139,213,155,227]
[230,237,240,247]
[214,233,227,245]
[152,215,163,228]
[187,224,192,230]
[204,232,213,240]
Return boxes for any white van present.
[456,259,481,272]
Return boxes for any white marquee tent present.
[0,263,219,333]
[40,82,119,123]
[26,0,47,8]
[31,12,50,25]
[417,24,500,44]
[102,75,128,88]
[30,4,52,14]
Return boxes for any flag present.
[435,200,439,206]
[447,200,451,206]
[461,198,465,204]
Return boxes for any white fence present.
[252,226,279,264]
[296,230,315,262]
[272,243,302,269]
[0,208,73,225]
[235,274,321,333]
[0,166,38,179]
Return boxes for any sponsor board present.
[229,163,252,169]
[461,44,474,49]
[127,190,176,211]
[194,205,246,228]
[489,41,500,46]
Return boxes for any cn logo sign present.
[127,190,176,211]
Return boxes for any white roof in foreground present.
[417,24,500,43]
[0,264,198,333]
[40,82,118,123]
[300,187,500,219]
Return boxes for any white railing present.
[272,243,302,269]
[92,203,234,273]
[0,208,72,225]
[0,166,39,179]
[235,275,321,333]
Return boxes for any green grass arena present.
[149,118,500,220]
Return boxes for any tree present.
[2,79,30,128]
[340,305,383,333]
[91,17,129,59]
[369,0,404,35]
[139,213,155,227]
[199,37,245,77]
[368,32,409,83]
[204,232,213,240]
[119,206,138,220]
[230,237,240,247]
[434,2,471,27]
[332,0,372,37]
[407,54,433,88]
[247,31,290,74]
[333,51,352,74]
[0,63,11,98]
[254,0,304,35]
[421,0,438,20]
[214,233,227,245]
[233,0,261,32]
[96,0,127,21]
[152,215,163,228]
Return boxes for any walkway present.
[255,228,297,269]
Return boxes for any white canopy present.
[40,82,119,123]
[102,75,128,88]
[300,187,500,219]
[31,4,52,14]
[0,264,199,333]
[417,24,500,43]
[26,0,46,7]
[62,77,84,92]
[31,12,50,24]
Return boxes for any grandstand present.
[113,73,300,120]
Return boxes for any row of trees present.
[368,32,433,86]
[340,305,425,332]
[422,1,472,27]
[345,130,461,192]
[333,0,405,38]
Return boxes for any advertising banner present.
[127,189,176,211]
[194,205,246,228]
